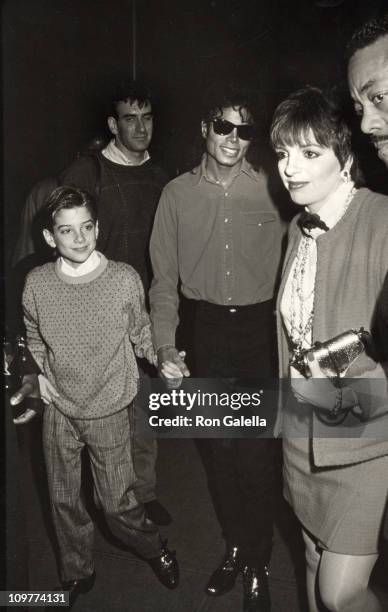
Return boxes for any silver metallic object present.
[290,328,370,379]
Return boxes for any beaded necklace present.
[289,186,357,369]
[289,235,314,354]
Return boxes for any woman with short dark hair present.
[270,87,388,612]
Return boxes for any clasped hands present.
[157,345,190,389]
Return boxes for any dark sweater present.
[61,154,168,291]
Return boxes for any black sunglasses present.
[211,118,255,141]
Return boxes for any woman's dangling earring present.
[341,169,350,183]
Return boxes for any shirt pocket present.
[241,211,278,259]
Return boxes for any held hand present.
[157,346,190,390]
[161,360,185,379]
[38,374,59,405]
[10,374,41,425]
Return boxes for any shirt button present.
[226,271,231,276]
[224,218,229,223]
[225,244,229,249]
[225,192,228,197]
[227,297,232,301]
[258,222,262,226]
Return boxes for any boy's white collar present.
[60,250,101,277]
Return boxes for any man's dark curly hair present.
[346,13,388,61]
[201,81,260,126]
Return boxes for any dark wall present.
[136,0,388,180]
[3,0,387,255]
[3,0,133,248]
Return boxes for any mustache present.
[370,135,388,144]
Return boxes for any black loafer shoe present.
[242,566,271,612]
[148,541,179,589]
[144,500,172,526]
[63,570,96,609]
[205,546,241,596]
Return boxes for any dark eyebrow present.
[214,118,253,126]
[120,112,153,119]
[360,78,375,94]
[56,218,94,229]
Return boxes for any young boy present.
[22,186,180,604]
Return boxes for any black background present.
[3,0,388,253]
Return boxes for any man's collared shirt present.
[102,138,150,166]
[150,156,284,348]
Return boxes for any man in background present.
[61,79,171,526]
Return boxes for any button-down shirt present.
[149,156,284,349]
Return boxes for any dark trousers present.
[191,298,277,566]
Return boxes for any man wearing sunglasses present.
[149,84,284,612]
